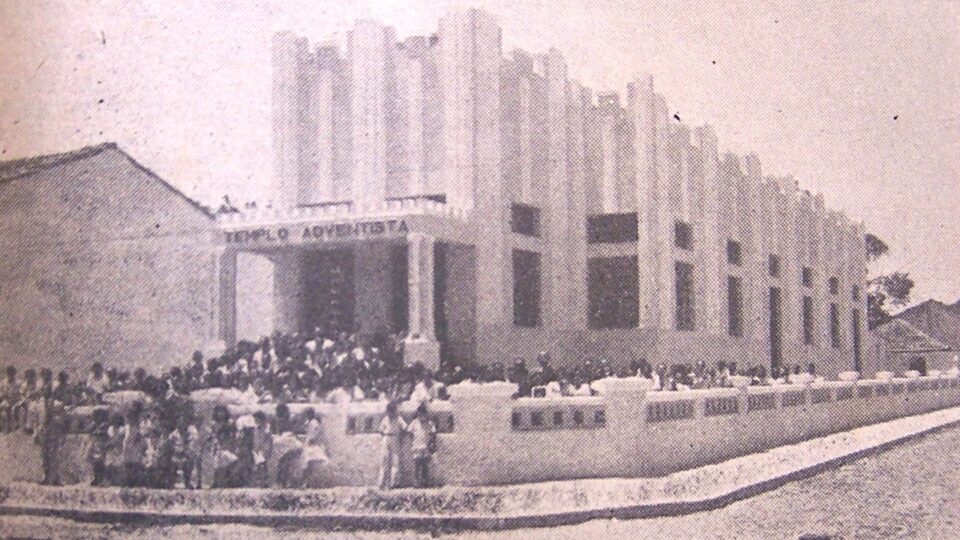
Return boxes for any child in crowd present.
[251,411,273,488]
[87,409,110,486]
[0,366,18,432]
[122,408,149,488]
[105,413,126,486]
[301,408,329,488]
[407,403,436,488]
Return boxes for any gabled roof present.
[873,318,951,353]
[894,299,960,351]
[0,142,117,181]
[0,143,213,218]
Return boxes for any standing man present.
[36,381,63,485]
[377,400,407,489]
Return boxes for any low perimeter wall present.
[2,374,960,488]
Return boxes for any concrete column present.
[217,249,238,346]
[407,234,422,337]
[698,127,721,336]
[405,234,440,369]
[422,236,436,341]
[628,75,657,328]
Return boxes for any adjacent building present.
[0,143,219,373]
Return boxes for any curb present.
[1,415,959,532]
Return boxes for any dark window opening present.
[727,276,744,337]
[828,277,839,295]
[830,303,841,348]
[674,221,694,250]
[512,249,541,327]
[852,285,861,301]
[510,203,541,237]
[853,308,863,371]
[768,255,781,277]
[802,267,814,287]
[802,295,814,345]
[588,256,639,329]
[769,287,784,373]
[727,240,743,266]
[675,261,696,331]
[587,212,639,244]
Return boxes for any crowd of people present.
[0,326,824,489]
[0,329,451,488]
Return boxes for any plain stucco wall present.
[0,148,218,373]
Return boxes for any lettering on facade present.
[224,219,409,245]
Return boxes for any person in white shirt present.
[407,403,436,488]
[409,372,442,405]
[301,408,329,487]
[377,401,407,489]
[86,362,109,399]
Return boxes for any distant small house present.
[871,317,956,374]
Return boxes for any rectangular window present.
[828,277,839,295]
[726,240,742,266]
[802,267,814,287]
[830,303,841,348]
[675,261,695,331]
[510,203,541,237]
[852,285,861,301]
[674,221,694,250]
[769,287,784,372]
[587,213,638,244]
[853,308,863,371]
[512,249,541,327]
[727,276,743,337]
[768,255,781,277]
[588,256,640,329]
[802,295,814,345]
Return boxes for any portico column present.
[407,234,422,337]
[422,235,436,341]
[216,248,238,347]
[405,233,440,370]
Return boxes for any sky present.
[0,0,958,305]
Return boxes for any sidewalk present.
[2,406,960,532]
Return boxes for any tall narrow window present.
[674,221,694,250]
[830,303,841,348]
[852,309,863,371]
[768,255,781,277]
[769,287,784,372]
[512,249,541,327]
[675,262,695,331]
[802,295,814,345]
[802,267,814,287]
[727,276,744,337]
[852,285,861,301]
[828,277,839,295]
[726,240,742,266]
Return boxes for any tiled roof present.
[894,299,960,351]
[0,143,213,218]
[0,143,117,182]
[873,318,951,353]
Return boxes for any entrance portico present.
[214,201,475,371]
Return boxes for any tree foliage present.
[865,233,889,262]
[865,233,914,329]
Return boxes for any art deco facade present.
[227,9,871,375]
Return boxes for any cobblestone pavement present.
[2,425,959,540]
